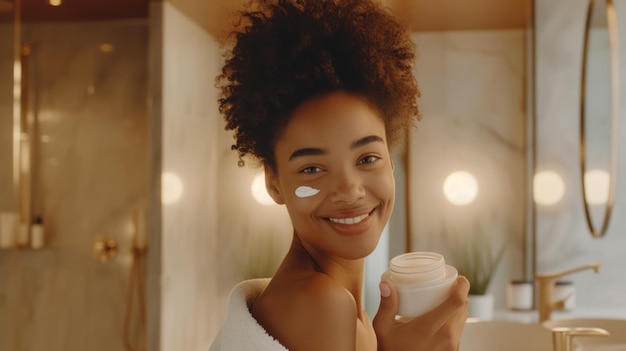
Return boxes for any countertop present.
[495,308,626,324]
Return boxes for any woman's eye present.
[301,166,322,174]
[359,155,380,164]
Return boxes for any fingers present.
[372,280,399,334]
[373,277,470,351]
[418,276,470,329]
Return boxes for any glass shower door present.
[0,2,150,350]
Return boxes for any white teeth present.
[329,213,369,225]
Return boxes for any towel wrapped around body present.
[209,278,288,351]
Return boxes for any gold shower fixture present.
[92,237,118,263]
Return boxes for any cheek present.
[369,170,395,200]
[376,174,396,221]
[284,191,324,218]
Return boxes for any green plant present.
[448,223,507,295]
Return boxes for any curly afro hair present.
[217,0,420,168]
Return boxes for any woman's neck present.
[287,234,366,313]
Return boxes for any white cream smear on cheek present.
[295,186,320,198]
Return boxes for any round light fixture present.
[533,170,565,206]
[584,169,610,205]
[251,174,275,205]
[162,172,184,205]
[443,171,478,206]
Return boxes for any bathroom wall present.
[407,29,527,308]
[146,1,293,348]
[213,120,293,337]
[0,20,149,351]
[215,120,293,303]
[148,2,225,350]
[535,0,626,313]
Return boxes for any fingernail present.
[379,282,391,298]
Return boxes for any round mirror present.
[580,0,619,237]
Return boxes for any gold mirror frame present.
[579,0,619,238]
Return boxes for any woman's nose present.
[329,170,366,204]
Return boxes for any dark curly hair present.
[217,0,420,168]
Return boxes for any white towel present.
[209,279,288,351]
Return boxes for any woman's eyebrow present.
[289,147,326,161]
[288,135,384,161]
[351,135,384,149]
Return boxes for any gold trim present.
[403,125,412,252]
[526,0,537,286]
[12,0,22,217]
[579,0,619,238]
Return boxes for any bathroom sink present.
[460,320,553,351]
[542,318,626,350]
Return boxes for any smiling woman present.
[210,0,470,350]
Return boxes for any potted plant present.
[446,222,507,320]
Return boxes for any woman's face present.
[266,91,395,261]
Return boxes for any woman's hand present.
[373,276,470,351]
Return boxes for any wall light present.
[49,0,62,6]
[162,172,184,205]
[99,43,114,53]
[251,173,275,206]
[533,170,565,206]
[443,171,478,206]
[584,169,610,205]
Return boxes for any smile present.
[327,212,370,225]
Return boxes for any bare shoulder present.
[252,273,357,351]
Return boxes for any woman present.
[210,0,470,350]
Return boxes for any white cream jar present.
[381,252,458,317]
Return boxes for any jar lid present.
[387,252,450,285]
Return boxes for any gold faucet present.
[534,263,601,323]
[551,327,609,351]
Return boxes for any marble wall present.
[0,20,149,351]
[149,2,225,350]
[407,30,527,308]
[215,116,293,317]
[535,0,626,313]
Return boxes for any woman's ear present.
[264,164,285,205]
